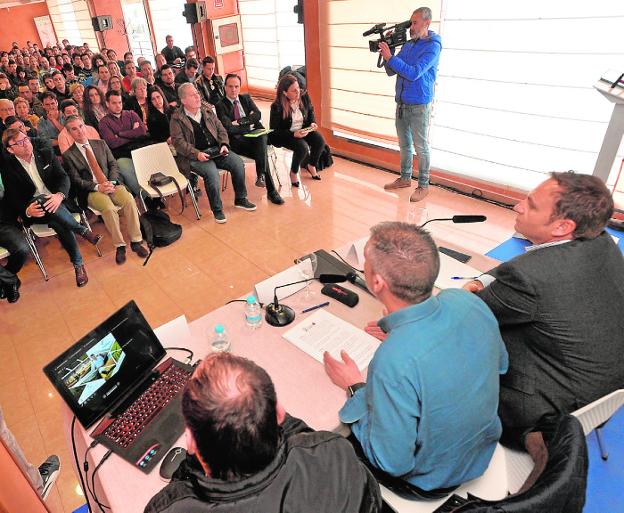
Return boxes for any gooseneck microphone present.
[420,215,487,228]
[265,274,347,327]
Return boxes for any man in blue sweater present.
[324,222,508,499]
[381,7,442,202]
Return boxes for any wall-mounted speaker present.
[183,2,206,24]
[92,15,113,32]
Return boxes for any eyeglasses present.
[9,138,29,148]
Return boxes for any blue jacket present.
[385,31,442,105]
[340,289,508,491]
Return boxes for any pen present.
[450,276,480,280]
[302,301,330,313]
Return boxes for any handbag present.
[147,172,185,214]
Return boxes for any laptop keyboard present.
[102,362,193,448]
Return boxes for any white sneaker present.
[39,455,61,500]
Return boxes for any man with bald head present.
[324,222,507,498]
[145,352,381,513]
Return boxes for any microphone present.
[346,272,372,295]
[362,23,386,37]
[265,274,347,327]
[420,215,487,228]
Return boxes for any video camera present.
[364,20,411,53]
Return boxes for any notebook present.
[43,301,195,473]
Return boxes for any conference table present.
[65,234,500,513]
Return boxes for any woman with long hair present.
[124,77,149,124]
[269,74,325,187]
[13,97,39,128]
[82,85,107,130]
[109,75,128,103]
[146,85,174,143]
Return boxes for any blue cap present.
[215,324,225,334]
[246,295,257,304]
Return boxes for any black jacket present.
[215,94,264,137]
[147,108,173,143]
[269,95,315,140]
[0,137,71,223]
[144,416,381,513]
[477,232,624,441]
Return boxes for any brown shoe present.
[409,187,429,202]
[75,265,88,287]
[131,241,149,258]
[82,230,102,246]
[384,178,411,190]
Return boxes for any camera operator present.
[380,7,441,202]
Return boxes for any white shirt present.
[228,96,246,118]
[479,239,572,287]
[184,108,202,124]
[17,156,51,196]
[290,106,304,132]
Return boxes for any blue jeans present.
[116,158,141,197]
[190,151,247,214]
[396,103,431,187]
[37,202,85,267]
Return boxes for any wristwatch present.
[347,382,366,397]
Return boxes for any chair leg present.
[595,428,608,460]
[221,171,228,192]
[268,145,282,187]
[79,211,101,257]
[23,226,48,281]
[139,189,148,213]
[187,184,202,220]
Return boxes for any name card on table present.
[254,259,313,305]
[347,237,368,266]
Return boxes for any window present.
[47,0,98,49]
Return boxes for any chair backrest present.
[0,247,9,260]
[131,143,187,185]
[572,389,624,436]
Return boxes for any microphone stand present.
[419,216,487,263]
[265,277,314,327]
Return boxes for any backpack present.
[139,210,182,265]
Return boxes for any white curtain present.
[46,0,98,49]
[239,0,305,91]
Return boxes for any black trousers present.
[0,222,29,275]
[229,134,278,194]
[270,130,325,174]
[346,433,457,501]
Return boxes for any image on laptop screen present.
[44,301,166,428]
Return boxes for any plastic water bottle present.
[211,324,230,353]
[245,295,262,329]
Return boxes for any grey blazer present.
[62,139,119,209]
[477,232,624,442]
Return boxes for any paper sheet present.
[154,315,191,347]
[435,253,483,290]
[283,309,379,371]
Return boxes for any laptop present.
[43,301,195,473]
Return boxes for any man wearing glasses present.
[0,129,101,287]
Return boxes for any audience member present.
[324,221,508,497]
[139,61,156,86]
[0,73,15,100]
[51,69,71,101]
[17,81,45,117]
[160,35,184,65]
[57,99,99,153]
[82,85,107,129]
[269,74,324,185]
[63,115,148,264]
[13,98,39,129]
[464,172,624,448]
[216,73,284,204]
[1,128,101,286]
[0,98,16,134]
[80,53,94,80]
[61,63,78,87]
[154,53,167,81]
[184,46,197,62]
[125,77,149,123]
[98,90,148,196]
[145,85,173,143]
[37,92,64,152]
[155,64,179,107]
[5,115,38,140]
[170,82,255,224]
[122,60,140,93]
[174,58,198,85]
[70,82,85,111]
[195,56,224,108]
[107,61,122,82]
[144,352,382,513]
[109,75,127,103]
[93,64,111,96]
[106,49,125,73]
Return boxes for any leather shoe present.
[82,230,102,246]
[5,278,21,303]
[131,241,149,258]
[384,178,411,190]
[291,181,300,188]
[115,246,126,265]
[255,176,266,188]
[268,192,284,205]
[75,265,88,287]
[409,187,429,202]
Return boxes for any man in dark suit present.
[1,128,101,287]
[216,74,283,205]
[464,172,624,447]
[62,116,148,265]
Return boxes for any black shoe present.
[38,455,61,501]
[234,198,257,211]
[268,192,284,205]
[115,246,126,265]
[291,181,300,188]
[255,176,266,188]
[6,277,21,303]
[130,241,149,258]
[214,211,227,224]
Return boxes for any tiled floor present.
[0,136,519,512]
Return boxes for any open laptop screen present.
[43,301,166,428]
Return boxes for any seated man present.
[0,98,15,135]
[464,172,624,447]
[1,128,101,287]
[155,64,179,108]
[194,56,225,109]
[51,69,71,101]
[216,73,283,205]
[324,222,508,497]
[62,115,148,265]
[144,352,381,513]
[175,58,198,86]
[17,81,45,118]
[57,99,99,153]
[171,83,256,224]
[160,35,184,66]
[36,92,64,153]
[0,176,29,303]
[98,90,148,197]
